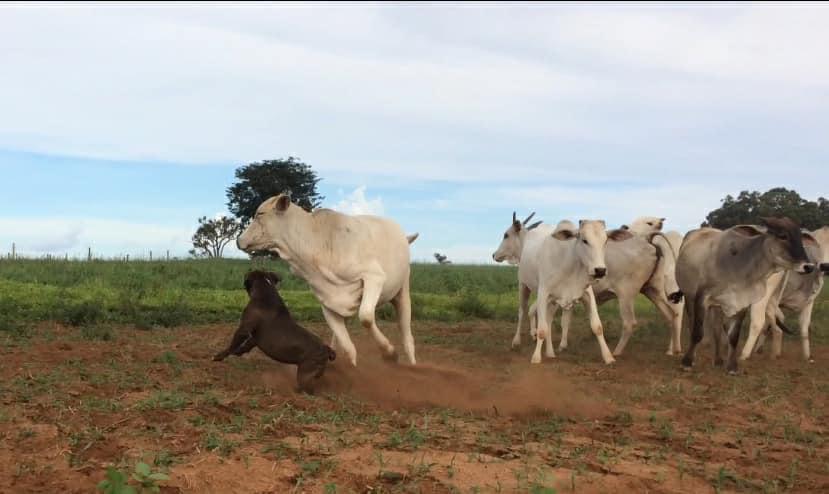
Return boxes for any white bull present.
[236,194,419,367]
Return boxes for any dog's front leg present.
[214,326,256,361]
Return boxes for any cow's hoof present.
[808,358,815,364]
[511,339,522,350]
[530,355,542,364]
[604,358,616,365]
[681,365,693,372]
[727,369,738,376]
[558,345,567,352]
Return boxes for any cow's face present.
[237,195,293,254]
[492,212,542,264]
[761,217,814,274]
[626,216,665,235]
[492,219,523,264]
[559,220,608,279]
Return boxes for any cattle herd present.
[223,193,829,391]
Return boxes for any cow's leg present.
[583,287,615,364]
[726,310,747,375]
[391,281,417,365]
[322,306,357,367]
[529,301,538,338]
[681,294,705,370]
[644,287,682,355]
[739,298,769,361]
[531,287,552,364]
[559,307,572,351]
[711,309,725,367]
[612,295,637,357]
[544,299,556,359]
[798,301,815,362]
[359,273,397,360]
[512,284,531,349]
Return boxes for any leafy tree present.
[703,187,829,230]
[226,157,324,225]
[189,216,242,258]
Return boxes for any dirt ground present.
[0,320,827,493]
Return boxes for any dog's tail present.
[326,346,336,361]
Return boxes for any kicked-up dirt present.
[0,319,827,493]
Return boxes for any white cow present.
[741,226,829,362]
[492,212,552,348]
[236,194,419,367]
[501,216,684,357]
[531,220,616,364]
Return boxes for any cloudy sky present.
[2,2,828,262]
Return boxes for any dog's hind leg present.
[296,358,326,394]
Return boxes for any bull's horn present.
[406,233,419,244]
[523,212,536,226]
[512,211,517,223]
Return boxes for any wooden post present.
[88,247,92,262]
[11,242,15,259]
[166,250,170,261]
[126,254,130,262]
[149,250,152,262]
[65,253,69,261]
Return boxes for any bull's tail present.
[406,233,419,244]
[326,346,337,361]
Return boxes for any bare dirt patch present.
[1,321,828,493]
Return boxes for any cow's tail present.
[647,232,683,304]
[772,306,795,335]
[406,233,419,244]
[326,346,337,361]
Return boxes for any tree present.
[189,216,243,258]
[226,157,324,225]
[703,187,829,230]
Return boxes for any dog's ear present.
[267,272,281,286]
[244,278,252,292]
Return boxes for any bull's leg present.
[544,299,556,359]
[711,310,725,367]
[798,301,815,362]
[391,281,417,365]
[531,287,552,364]
[739,298,770,361]
[359,273,397,361]
[512,285,531,349]
[559,307,572,351]
[681,295,705,370]
[322,306,357,367]
[612,295,637,357]
[644,287,682,355]
[726,310,747,375]
[583,287,615,364]
[529,301,537,338]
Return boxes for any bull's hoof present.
[511,338,522,350]
[604,357,616,365]
[668,291,684,304]
[530,355,542,364]
[382,349,399,363]
[681,365,693,372]
[727,369,738,376]
[558,344,568,352]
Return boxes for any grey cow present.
[676,217,815,375]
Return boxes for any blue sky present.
[2,3,828,262]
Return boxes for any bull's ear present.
[620,224,629,230]
[512,220,522,232]
[274,195,291,213]
[553,230,575,241]
[660,217,666,222]
[578,219,585,228]
[608,229,633,241]
[733,225,764,237]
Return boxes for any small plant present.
[97,462,169,494]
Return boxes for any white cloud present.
[331,186,385,216]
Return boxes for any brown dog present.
[213,270,335,393]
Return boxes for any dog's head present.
[244,270,281,296]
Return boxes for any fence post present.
[88,247,92,262]
[65,253,68,261]
[11,242,16,259]
[166,250,170,261]
[149,250,152,262]
[126,254,130,262]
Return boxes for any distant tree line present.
[704,187,829,230]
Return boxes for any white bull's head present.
[553,219,609,279]
[236,194,297,256]
[623,216,665,235]
[492,211,542,264]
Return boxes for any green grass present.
[0,258,519,327]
